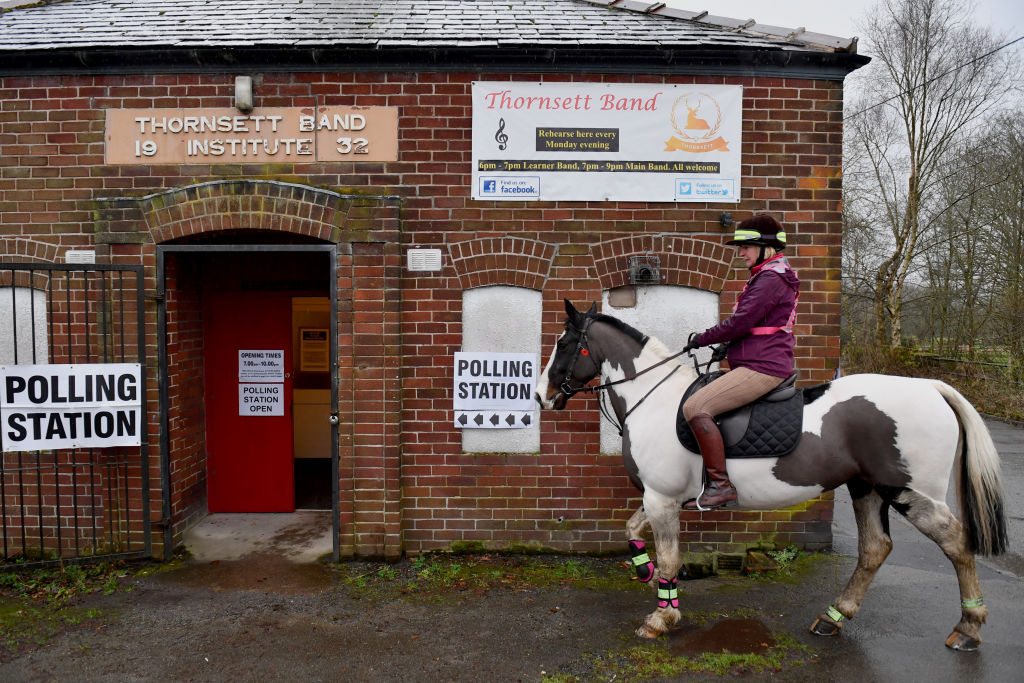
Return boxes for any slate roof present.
[0,0,858,53]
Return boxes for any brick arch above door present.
[94,179,401,246]
[591,234,733,293]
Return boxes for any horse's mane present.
[590,313,649,347]
[589,313,683,360]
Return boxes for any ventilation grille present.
[407,248,443,272]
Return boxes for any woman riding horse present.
[681,213,800,510]
[537,300,1006,648]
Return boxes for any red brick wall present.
[1,69,843,559]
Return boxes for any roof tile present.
[0,0,856,53]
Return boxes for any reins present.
[561,319,723,398]
[577,348,688,395]
[559,315,722,436]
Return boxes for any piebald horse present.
[535,301,1007,650]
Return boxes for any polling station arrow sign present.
[453,351,537,429]
[454,410,534,429]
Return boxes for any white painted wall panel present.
[0,287,48,365]
[462,286,541,453]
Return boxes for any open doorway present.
[157,243,339,559]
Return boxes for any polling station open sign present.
[453,352,536,429]
[1,364,143,452]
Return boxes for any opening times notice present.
[477,159,721,174]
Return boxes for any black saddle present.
[676,372,803,459]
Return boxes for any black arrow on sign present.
[490,413,500,425]
[505,414,516,426]
[521,414,531,426]
[458,414,468,426]
[474,414,484,426]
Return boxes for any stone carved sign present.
[105,106,398,165]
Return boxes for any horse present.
[534,300,1007,651]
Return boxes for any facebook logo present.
[477,176,540,199]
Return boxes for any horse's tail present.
[932,380,1008,556]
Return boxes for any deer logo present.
[684,98,712,131]
[666,92,729,153]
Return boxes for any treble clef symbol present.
[495,118,509,150]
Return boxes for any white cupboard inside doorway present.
[292,297,332,508]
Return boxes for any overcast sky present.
[664,0,1024,48]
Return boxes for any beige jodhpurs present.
[682,366,786,422]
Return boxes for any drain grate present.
[716,553,745,573]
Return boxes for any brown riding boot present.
[683,413,737,510]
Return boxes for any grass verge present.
[0,561,133,661]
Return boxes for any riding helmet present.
[726,214,786,250]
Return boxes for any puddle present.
[157,553,333,594]
[669,618,775,657]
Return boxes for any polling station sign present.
[453,352,537,428]
[472,82,742,202]
[238,383,284,416]
[1,364,143,452]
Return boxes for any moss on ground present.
[545,625,815,681]
[0,561,139,660]
[333,553,649,604]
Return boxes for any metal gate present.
[0,262,150,569]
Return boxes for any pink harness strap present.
[734,257,798,336]
[750,291,798,335]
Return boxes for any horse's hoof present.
[945,631,981,651]
[635,624,663,639]
[810,616,842,636]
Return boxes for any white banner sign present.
[238,383,284,416]
[1,363,142,452]
[453,352,537,416]
[238,349,284,382]
[472,82,742,202]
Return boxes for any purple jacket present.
[694,256,800,378]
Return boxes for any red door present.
[205,290,294,512]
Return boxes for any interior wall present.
[164,254,209,537]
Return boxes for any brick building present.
[0,0,868,566]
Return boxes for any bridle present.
[555,314,690,435]
[558,315,598,398]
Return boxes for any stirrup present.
[684,483,737,511]
[691,496,737,512]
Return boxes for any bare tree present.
[980,114,1024,378]
[846,0,1018,347]
[920,143,996,358]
